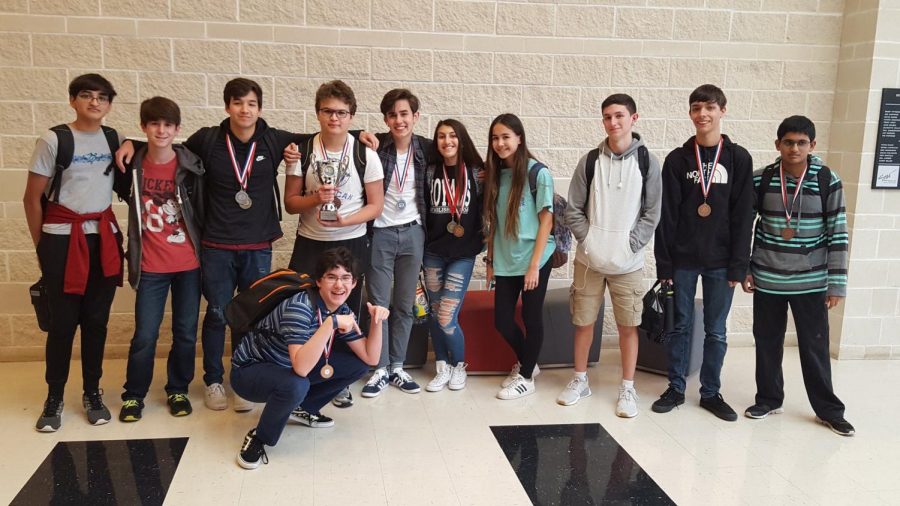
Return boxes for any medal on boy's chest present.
[317,309,337,380]
[321,363,334,379]
[227,134,257,210]
[235,189,252,210]
[779,161,808,243]
[694,139,723,218]
[394,147,413,212]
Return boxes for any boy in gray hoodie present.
[560,94,662,417]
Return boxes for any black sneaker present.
[744,404,784,419]
[816,416,855,437]
[389,368,421,394]
[699,394,738,422]
[83,390,111,425]
[119,399,144,422]
[167,393,192,417]
[36,395,64,432]
[237,429,268,470]
[332,387,353,408]
[651,387,685,413]
[289,408,335,428]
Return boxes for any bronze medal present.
[781,228,795,240]
[697,203,712,218]
[453,224,465,238]
[321,363,334,379]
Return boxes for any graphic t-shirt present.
[140,156,200,273]
[425,163,484,258]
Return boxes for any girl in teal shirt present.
[483,114,555,400]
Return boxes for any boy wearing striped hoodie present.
[742,115,854,436]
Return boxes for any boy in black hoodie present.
[652,84,754,421]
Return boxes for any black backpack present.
[583,144,651,210]
[46,123,120,204]
[225,269,316,334]
[296,135,368,202]
[755,161,832,216]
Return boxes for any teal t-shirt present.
[492,159,556,276]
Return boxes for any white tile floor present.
[2,347,897,506]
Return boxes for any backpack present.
[46,123,120,204]
[583,144,651,210]
[225,269,316,334]
[527,161,571,269]
[755,160,832,218]
[297,135,368,202]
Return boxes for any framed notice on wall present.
[873,88,900,189]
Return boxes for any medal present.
[397,199,406,210]
[453,224,465,237]
[441,163,469,238]
[316,305,338,381]
[694,138,723,219]
[447,221,457,234]
[779,161,808,242]
[226,134,257,211]
[321,363,334,379]
[393,147,413,211]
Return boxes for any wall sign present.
[873,88,900,189]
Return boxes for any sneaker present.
[204,383,227,411]
[167,393,192,417]
[119,399,144,422]
[651,387,685,413]
[816,416,856,437]
[390,368,421,394]
[233,394,255,413]
[237,429,268,470]
[332,387,353,408]
[426,361,452,392]
[699,393,738,422]
[497,374,535,400]
[557,377,591,406]
[744,404,784,419]
[502,362,540,388]
[289,408,335,428]
[36,395,64,432]
[449,363,468,391]
[616,386,639,418]
[83,390,111,425]
[361,368,389,398]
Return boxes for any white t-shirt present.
[29,127,122,235]
[374,147,421,228]
[290,134,384,241]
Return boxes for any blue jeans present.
[123,269,201,399]
[367,224,425,369]
[667,267,735,398]
[422,253,476,365]
[200,247,271,386]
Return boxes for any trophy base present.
[319,208,339,221]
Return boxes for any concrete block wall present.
[0,1,862,360]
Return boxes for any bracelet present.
[330,313,338,331]
[483,257,493,265]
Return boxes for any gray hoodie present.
[565,133,662,275]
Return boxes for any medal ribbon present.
[226,134,257,191]
[316,308,336,362]
[441,162,468,223]
[779,161,808,228]
[694,138,723,203]
[394,147,413,194]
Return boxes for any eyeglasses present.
[781,140,811,148]
[322,274,354,284]
[76,92,110,104]
[318,108,351,119]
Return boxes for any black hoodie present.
[654,135,754,281]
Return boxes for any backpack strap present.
[816,165,832,221]
[584,148,599,195]
[100,125,119,176]
[756,165,777,213]
[260,129,284,221]
[527,161,546,200]
[298,136,316,181]
[353,137,368,204]
[48,124,74,203]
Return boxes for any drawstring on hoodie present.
[606,152,625,190]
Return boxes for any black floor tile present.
[491,424,674,506]
[11,437,188,506]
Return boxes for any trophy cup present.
[316,160,340,221]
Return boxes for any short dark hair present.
[315,80,357,116]
[68,73,117,103]
[601,93,637,115]
[380,88,420,117]
[689,84,727,108]
[315,247,360,281]
[223,78,263,109]
[777,115,816,142]
[140,96,181,126]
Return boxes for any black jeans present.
[38,232,118,396]
[493,261,552,379]
[289,234,370,316]
[753,290,845,420]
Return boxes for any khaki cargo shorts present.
[569,260,644,327]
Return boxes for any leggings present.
[493,261,552,379]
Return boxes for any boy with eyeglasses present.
[652,84,754,422]
[741,115,853,436]
[24,73,125,432]
[232,247,388,469]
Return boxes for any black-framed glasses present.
[76,92,110,104]
[318,108,351,119]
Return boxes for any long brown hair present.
[484,113,535,239]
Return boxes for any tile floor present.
[2,347,897,505]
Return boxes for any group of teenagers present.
[23,72,853,471]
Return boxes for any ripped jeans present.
[422,253,476,365]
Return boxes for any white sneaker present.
[501,362,540,388]
[497,374,535,400]
[449,362,468,391]
[233,394,255,413]
[557,377,592,406]
[616,386,639,418]
[204,383,227,411]
[426,361,452,392]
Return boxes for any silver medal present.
[397,199,406,210]
[235,190,252,210]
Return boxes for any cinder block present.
[787,13,843,45]
[30,0,98,15]
[172,0,237,21]
[0,69,68,103]
[673,9,731,41]
[610,57,670,88]
[139,72,208,107]
[0,14,65,33]
[496,2,554,36]
[434,1,495,34]
[0,103,33,135]
[137,20,206,39]
[173,40,240,73]
[239,0,302,25]
[555,5,614,38]
[241,43,305,77]
[433,51,493,83]
[33,34,102,68]
[372,0,433,31]
[307,47,371,79]
[206,23,274,42]
[0,33,30,66]
[307,0,369,29]
[726,60,784,90]
[371,48,433,81]
[493,53,553,85]
[615,7,674,40]
[783,62,838,92]
[7,251,40,282]
[552,55,611,87]
[105,37,172,71]
[669,59,727,88]
[731,12,786,43]
[102,0,170,19]
[521,86,581,118]
[67,17,136,36]
[459,84,521,115]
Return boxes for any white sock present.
[622,379,634,389]
[574,371,587,382]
